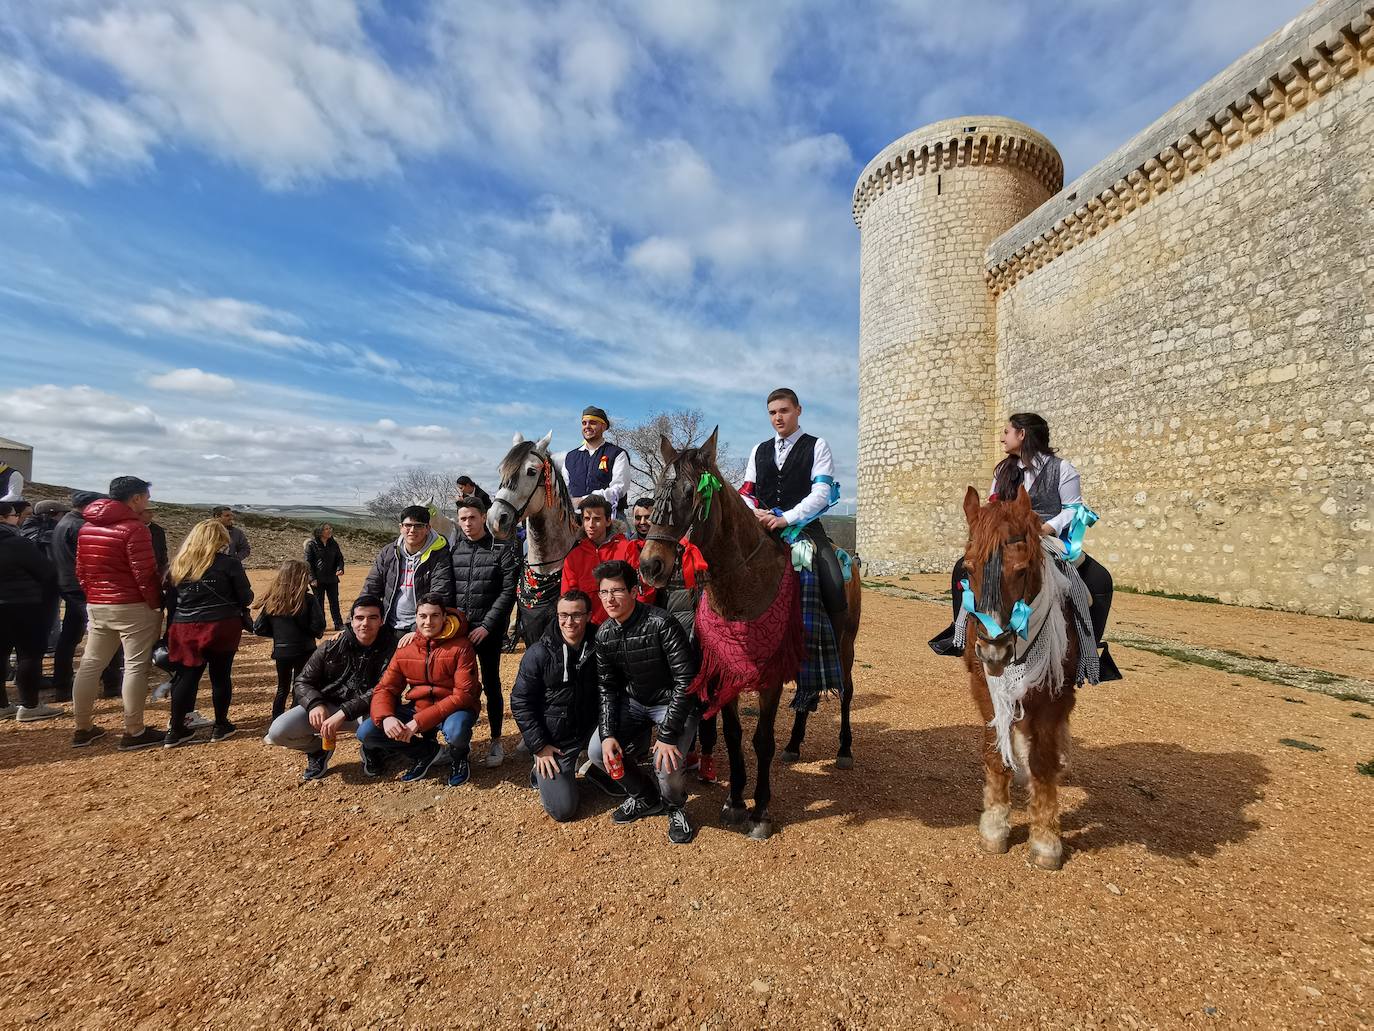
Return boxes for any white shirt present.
[989,454,1083,535]
[0,468,23,502]
[741,427,835,526]
[552,440,630,511]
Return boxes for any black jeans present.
[52,592,121,694]
[170,651,237,729]
[272,654,311,720]
[0,601,49,708]
[949,553,1113,643]
[474,632,504,739]
[318,581,343,628]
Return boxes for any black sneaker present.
[300,749,331,782]
[72,726,107,748]
[117,727,163,751]
[612,793,664,825]
[400,738,442,782]
[447,757,471,788]
[210,722,237,743]
[163,725,197,749]
[582,762,626,798]
[360,747,385,777]
[666,806,695,844]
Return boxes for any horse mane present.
[500,437,576,525]
[498,440,536,485]
[965,491,1046,605]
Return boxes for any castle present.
[853,0,1372,619]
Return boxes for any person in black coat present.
[0,502,61,720]
[253,559,326,719]
[50,492,120,699]
[304,523,346,630]
[511,590,603,821]
[361,506,454,632]
[450,496,518,766]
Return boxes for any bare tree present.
[365,467,459,522]
[611,408,746,499]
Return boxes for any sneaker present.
[400,738,443,782]
[485,741,505,768]
[582,763,626,798]
[300,750,331,782]
[697,754,717,784]
[684,750,700,770]
[360,747,385,778]
[667,805,695,844]
[151,681,173,702]
[447,757,471,788]
[612,793,664,825]
[185,711,212,731]
[72,725,107,748]
[118,727,164,751]
[16,702,63,723]
[210,722,237,743]
[0,704,17,720]
[163,725,197,749]
[514,737,529,754]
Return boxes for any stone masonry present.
[854,0,1373,618]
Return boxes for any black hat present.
[581,405,610,428]
[71,491,105,510]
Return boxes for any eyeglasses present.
[400,522,427,530]
[557,613,589,622]
[597,588,630,599]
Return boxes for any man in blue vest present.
[554,406,629,518]
[741,387,847,635]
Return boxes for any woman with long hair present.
[164,519,254,746]
[253,558,325,718]
[304,523,345,630]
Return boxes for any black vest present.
[754,434,817,512]
[565,443,624,509]
[1028,455,1063,521]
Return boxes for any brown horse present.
[637,429,862,840]
[960,485,1079,870]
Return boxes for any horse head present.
[489,430,556,541]
[961,485,1045,676]
[638,427,720,589]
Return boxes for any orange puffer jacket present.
[75,499,162,608]
[370,615,482,732]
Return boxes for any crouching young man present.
[587,560,700,844]
[264,594,397,782]
[356,593,481,786]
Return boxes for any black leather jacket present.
[450,532,518,635]
[595,602,697,740]
[168,554,254,624]
[292,625,398,721]
[511,617,598,753]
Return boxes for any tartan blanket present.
[691,564,805,718]
[790,566,845,713]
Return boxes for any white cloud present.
[147,367,236,395]
[626,236,693,285]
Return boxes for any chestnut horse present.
[637,430,862,840]
[960,485,1080,870]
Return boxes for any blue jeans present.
[589,697,698,807]
[357,705,476,760]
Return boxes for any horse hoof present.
[979,834,1010,855]
[835,754,854,770]
[780,749,800,764]
[720,803,748,826]
[747,820,774,841]
[1028,842,1065,871]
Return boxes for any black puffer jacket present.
[361,533,455,623]
[19,515,57,558]
[253,592,326,659]
[304,535,345,585]
[168,554,254,624]
[596,602,697,740]
[0,523,56,607]
[511,617,598,753]
[52,508,86,595]
[450,532,518,635]
[292,625,398,721]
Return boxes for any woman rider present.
[930,412,1120,680]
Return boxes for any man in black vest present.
[554,405,629,518]
[741,387,847,634]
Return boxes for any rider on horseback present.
[740,388,847,638]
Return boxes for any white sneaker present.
[185,711,213,731]
[151,681,172,701]
[484,741,505,768]
[17,702,63,722]
[0,704,17,720]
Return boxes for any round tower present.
[853,116,1062,573]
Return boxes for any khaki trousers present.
[73,603,162,734]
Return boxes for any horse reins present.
[496,452,578,569]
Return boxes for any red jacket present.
[75,499,161,608]
[370,615,482,733]
[561,532,655,625]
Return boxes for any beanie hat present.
[581,405,610,428]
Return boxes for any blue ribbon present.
[775,475,842,544]
[960,579,1031,640]
[1059,502,1099,562]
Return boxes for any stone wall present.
[989,1,1373,617]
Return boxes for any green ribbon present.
[696,471,724,519]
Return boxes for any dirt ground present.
[2,569,1370,1029]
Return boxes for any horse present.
[959,484,1084,870]
[637,429,863,840]
[488,432,581,646]
[411,496,456,543]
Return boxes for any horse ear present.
[659,433,678,466]
[1015,485,1033,514]
[698,426,719,467]
[512,431,524,445]
[963,486,981,525]
[536,430,553,452]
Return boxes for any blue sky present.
[0,0,1304,505]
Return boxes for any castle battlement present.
[985,0,1374,296]
[851,116,1062,228]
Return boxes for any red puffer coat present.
[370,615,482,733]
[75,499,162,608]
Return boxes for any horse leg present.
[835,656,855,770]
[1026,707,1068,870]
[719,701,749,826]
[781,710,806,763]
[747,685,782,840]
[978,725,1013,854]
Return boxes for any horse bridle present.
[644,459,777,571]
[496,450,576,569]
